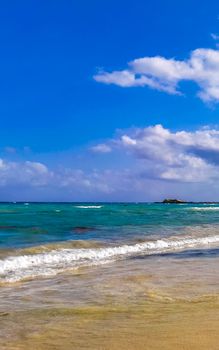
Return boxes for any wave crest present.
[74,205,103,209]
[1,234,219,283]
[191,207,219,211]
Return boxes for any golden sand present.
[1,296,219,350]
[1,250,219,349]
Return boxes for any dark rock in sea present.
[154,199,219,204]
[162,198,186,204]
[72,226,95,234]
[0,225,17,230]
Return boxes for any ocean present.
[0,202,219,349]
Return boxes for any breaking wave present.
[190,207,219,211]
[1,234,219,283]
[75,205,103,209]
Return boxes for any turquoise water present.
[1,202,219,248]
[1,202,219,282]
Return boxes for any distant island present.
[162,198,186,204]
[160,198,219,204]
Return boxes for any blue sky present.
[2,0,219,201]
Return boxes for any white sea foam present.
[1,234,219,283]
[191,207,219,211]
[75,205,103,209]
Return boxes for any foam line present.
[1,234,219,282]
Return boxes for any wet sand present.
[1,252,219,349]
[1,297,219,350]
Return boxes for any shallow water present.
[0,202,219,348]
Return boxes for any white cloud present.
[0,159,53,187]
[0,159,114,196]
[3,125,219,200]
[121,135,137,146]
[100,124,219,182]
[94,48,219,102]
[90,143,112,153]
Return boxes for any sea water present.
[0,202,219,282]
[1,202,219,349]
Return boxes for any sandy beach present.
[1,235,219,349]
[1,296,219,349]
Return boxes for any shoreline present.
[1,251,219,349]
[1,202,219,349]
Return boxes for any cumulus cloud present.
[0,159,116,198]
[98,124,219,182]
[3,125,219,200]
[94,48,219,102]
[0,160,53,187]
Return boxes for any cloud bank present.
[2,125,219,200]
[94,48,219,102]
[116,124,219,182]
[0,160,52,187]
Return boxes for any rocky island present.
[161,198,219,204]
[162,198,186,204]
